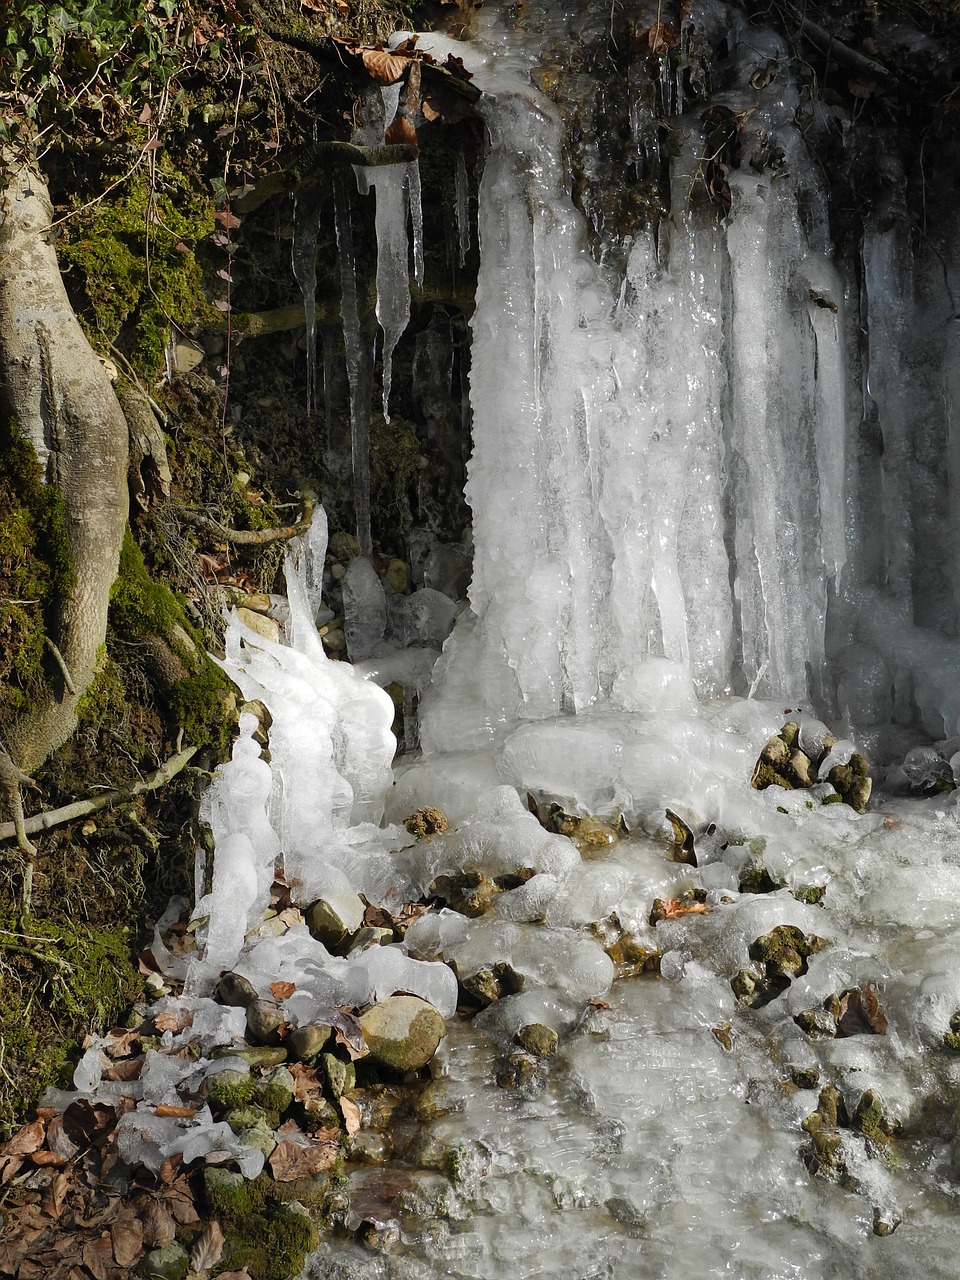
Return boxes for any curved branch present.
[179,489,315,546]
[0,746,198,844]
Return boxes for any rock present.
[216,971,259,1009]
[496,1051,546,1094]
[790,1065,821,1090]
[349,1130,392,1164]
[321,1052,356,1098]
[794,1008,838,1039]
[460,966,500,1006]
[223,1105,276,1135]
[348,926,394,954]
[173,339,204,373]
[330,531,361,560]
[236,592,272,614]
[384,559,409,593]
[216,1046,288,1068]
[206,1067,254,1110]
[236,607,280,643]
[246,999,284,1045]
[286,1023,332,1062]
[330,562,346,581]
[789,749,815,787]
[403,806,448,838]
[515,1024,558,1058]
[237,1120,277,1159]
[255,1065,294,1113]
[138,1243,189,1280]
[321,626,347,653]
[301,1096,340,1131]
[431,869,497,917]
[360,996,446,1072]
[305,899,351,951]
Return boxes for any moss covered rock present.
[360,995,446,1071]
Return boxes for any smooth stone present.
[286,1023,332,1062]
[305,899,351,951]
[139,1243,189,1280]
[515,1023,558,1058]
[321,1052,355,1099]
[360,996,446,1072]
[384,559,409,594]
[216,971,258,1009]
[348,926,394,955]
[246,999,284,1045]
[236,607,280,643]
[255,1065,294,1113]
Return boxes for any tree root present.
[782,5,891,80]
[0,745,40,857]
[0,746,198,845]
[43,638,76,696]
[178,489,315,546]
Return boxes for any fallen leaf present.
[658,897,709,919]
[153,1105,196,1119]
[39,1170,70,1220]
[0,1242,25,1273]
[340,1097,361,1137]
[214,207,241,231]
[154,1010,192,1034]
[385,114,417,146]
[81,1234,114,1280]
[635,21,679,54]
[30,1151,67,1167]
[276,907,303,929]
[1,1120,45,1158]
[111,1214,143,1267]
[139,1200,176,1248]
[105,1057,144,1082]
[837,982,888,1037]
[0,1155,23,1185]
[360,47,413,85]
[270,981,296,1001]
[158,1154,182,1184]
[289,1063,323,1103]
[268,1133,340,1181]
[103,1028,141,1059]
[190,1220,225,1272]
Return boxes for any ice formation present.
[53,0,960,1274]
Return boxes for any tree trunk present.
[0,159,129,775]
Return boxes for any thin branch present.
[179,490,315,546]
[43,637,76,695]
[0,746,198,844]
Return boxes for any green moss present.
[0,915,141,1137]
[206,1069,255,1110]
[202,1168,324,1279]
[109,529,235,754]
[0,421,75,723]
[59,171,217,379]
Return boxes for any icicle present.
[292,186,323,416]
[409,160,424,288]
[334,172,374,556]
[368,164,411,423]
[455,151,471,268]
[321,326,336,468]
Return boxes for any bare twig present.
[43,637,76,695]
[0,746,198,844]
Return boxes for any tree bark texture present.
[0,161,129,773]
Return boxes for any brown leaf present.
[360,47,413,85]
[39,1170,70,1220]
[276,907,303,930]
[158,1154,182,1185]
[153,1105,196,1119]
[289,1063,323,1103]
[268,1133,340,1181]
[270,981,296,1001]
[339,1097,361,1137]
[190,1220,225,1272]
[0,1242,25,1274]
[385,114,417,146]
[30,1150,67,1167]
[103,1028,141,1059]
[111,1215,143,1267]
[153,1010,192,1034]
[658,897,709,919]
[0,1156,23,1185]
[104,1056,144,1082]
[139,1200,176,1248]
[43,1115,79,1162]
[213,207,241,231]
[635,21,679,55]
[837,981,888,1037]
[2,1120,45,1158]
[81,1234,114,1280]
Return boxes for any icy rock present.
[305,897,356,951]
[515,1023,558,1058]
[390,588,458,648]
[217,971,258,1008]
[246,999,284,1045]
[360,995,446,1071]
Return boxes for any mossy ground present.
[200,1168,329,1279]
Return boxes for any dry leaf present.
[289,1063,323,1103]
[658,897,709,919]
[635,21,679,54]
[154,1010,192,1034]
[276,907,303,929]
[40,1171,69,1220]
[340,1097,361,1137]
[81,1234,114,1280]
[386,114,417,146]
[153,1105,196,1119]
[0,1155,23,1185]
[2,1119,45,1158]
[268,1133,340,1181]
[837,982,888,1037]
[270,981,296,1001]
[190,1220,225,1272]
[360,47,413,85]
[30,1151,67,1167]
[103,1028,141,1058]
[104,1057,144,1082]
[111,1215,143,1267]
[213,207,241,231]
[139,1200,177,1248]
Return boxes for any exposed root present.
[178,488,316,546]
[0,745,39,857]
[0,745,198,845]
